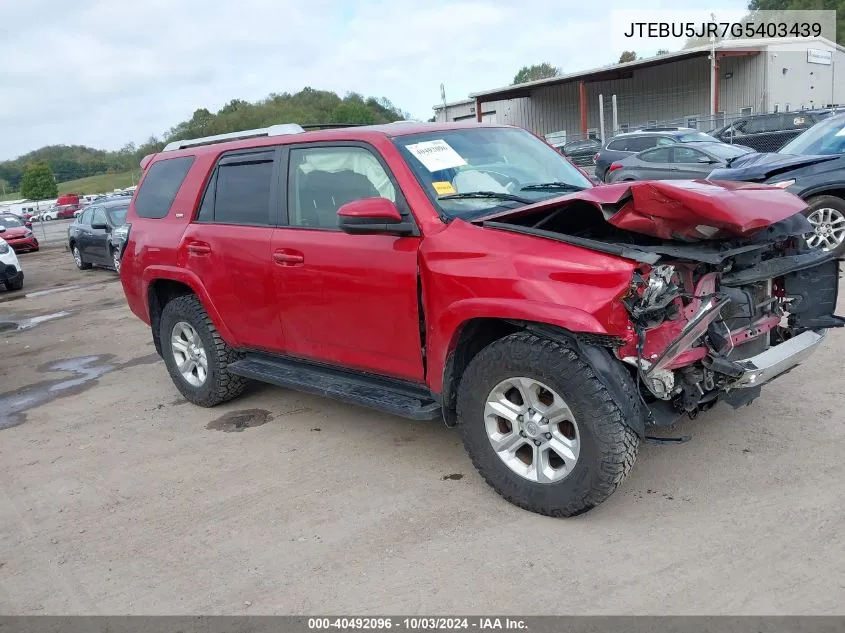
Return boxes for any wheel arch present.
[144,270,236,355]
[438,316,642,436]
[798,186,845,203]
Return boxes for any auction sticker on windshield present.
[432,181,456,195]
[406,139,467,171]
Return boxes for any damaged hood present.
[476,179,809,241]
[708,152,839,181]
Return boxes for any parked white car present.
[0,237,24,290]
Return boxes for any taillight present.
[609,162,623,172]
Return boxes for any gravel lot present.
[1,246,844,615]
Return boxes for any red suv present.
[119,122,841,516]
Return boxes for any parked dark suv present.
[594,128,720,181]
[118,121,841,517]
[710,110,842,153]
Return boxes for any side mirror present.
[91,221,109,231]
[25,222,32,229]
[337,198,415,236]
[0,226,5,233]
[697,156,716,164]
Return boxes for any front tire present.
[456,333,639,517]
[160,294,247,407]
[804,195,845,258]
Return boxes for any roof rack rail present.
[299,123,368,129]
[162,123,306,152]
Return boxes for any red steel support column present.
[475,98,482,123]
[579,81,588,137]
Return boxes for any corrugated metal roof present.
[470,36,841,101]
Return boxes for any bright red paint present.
[119,122,807,397]
[479,179,809,241]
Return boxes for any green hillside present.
[55,171,139,195]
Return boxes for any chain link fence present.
[549,107,845,160]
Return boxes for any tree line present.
[0,88,407,196]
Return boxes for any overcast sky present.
[0,0,746,160]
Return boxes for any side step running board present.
[228,354,442,421]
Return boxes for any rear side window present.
[627,136,658,151]
[134,156,195,219]
[639,147,671,163]
[196,151,275,226]
[606,139,628,151]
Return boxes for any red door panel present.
[270,228,424,382]
[179,223,282,351]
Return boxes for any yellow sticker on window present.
[432,181,456,195]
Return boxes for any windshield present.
[703,143,752,159]
[107,206,129,225]
[0,216,23,227]
[392,127,592,219]
[679,132,719,143]
[780,116,845,155]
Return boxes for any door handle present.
[187,242,211,255]
[273,249,304,265]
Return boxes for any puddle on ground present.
[0,311,71,332]
[0,353,161,431]
[206,409,273,432]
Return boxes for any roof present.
[153,121,512,160]
[471,36,842,102]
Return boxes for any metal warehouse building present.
[434,37,845,142]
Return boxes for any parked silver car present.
[606,141,753,183]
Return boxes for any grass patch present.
[0,170,140,202]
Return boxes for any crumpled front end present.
[616,233,843,425]
[477,179,843,426]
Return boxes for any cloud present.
[0,0,746,159]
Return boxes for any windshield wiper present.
[439,191,534,204]
[520,182,586,192]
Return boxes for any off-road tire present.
[160,294,247,407]
[456,332,639,517]
[803,195,845,258]
[72,245,92,270]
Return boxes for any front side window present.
[80,208,94,225]
[91,208,107,226]
[393,127,592,220]
[673,147,707,163]
[287,146,396,229]
[0,216,23,227]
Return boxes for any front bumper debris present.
[729,329,826,388]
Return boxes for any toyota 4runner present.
[119,121,843,517]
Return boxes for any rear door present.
[179,148,284,352]
[632,147,674,179]
[87,207,111,263]
[270,142,424,381]
[75,207,96,258]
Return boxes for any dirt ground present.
[1,245,844,615]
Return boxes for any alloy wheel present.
[484,377,580,484]
[170,321,208,387]
[806,207,845,251]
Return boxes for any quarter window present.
[135,156,195,219]
[287,146,396,229]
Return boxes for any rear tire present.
[6,276,23,291]
[72,245,92,270]
[160,294,247,407]
[456,332,639,517]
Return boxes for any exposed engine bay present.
[478,181,845,426]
